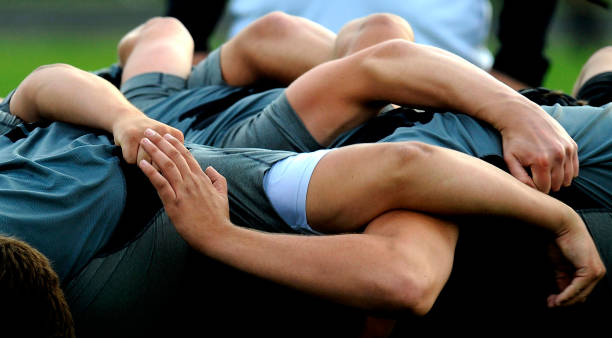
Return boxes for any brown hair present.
[0,236,75,338]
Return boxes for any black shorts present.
[576,71,612,107]
[519,71,612,107]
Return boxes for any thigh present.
[186,48,226,88]
[201,91,322,152]
[548,105,612,208]
[64,211,193,337]
[120,73,186,112]
[573,47,612,97]
[187,145,295,232]
[285,53,382,147]
[121,18,194,84]
[575,72,612,107]
[305,142,413,233]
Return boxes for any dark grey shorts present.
[64,145,297,336]
[120,48,321,153]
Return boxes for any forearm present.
[362,41,538,130]
[195,223,431,312]
[10,63,142,132]
[395,143,577,233]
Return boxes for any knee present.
[582,46,612,71]
[385,141,433,166]
[380,142,435,184]
[118,17,193,61]
[138,16,191,41]
[573,46,612,95]
[240,11,302,42]
[334,14,414,57]
[591,46,612,58]
[359,13,414,41]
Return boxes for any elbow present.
[382,270,440,316]
[24,63,77,88]
[13,63,76,122]
[31,63,75,73]
[367,254,442,316]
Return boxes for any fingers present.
[139,132,185,192]
[506,149,579,194]
[505,157,537,189]
[143,128,192,177]
[138,157,177,202]
[531,163,554,194]
[161,131,204,174]
[531,152,578,193]
[205,166,228,195]
[547,274,597,308]
[136,144,153,167]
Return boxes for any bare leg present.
[117,17,194,84]
[572,46,612,97]
[306,141,577,234]
[220,12,415,87]
[333,13,415,58]
[220,11,336,86]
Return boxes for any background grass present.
[0,33,121,96]
[0,0,610,97]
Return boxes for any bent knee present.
[138,16,192,43]
[385,141,433,167]
[31,63,75,74]
[240,11,301,41]
[377,142,435,185]
[591,46,612,59]
[359,13,414,41]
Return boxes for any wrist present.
[190,219,236,255]
[553,204,582,238]
[110,108,144,135]
[480,93,541,132]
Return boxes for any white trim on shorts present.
[263,149,332,234]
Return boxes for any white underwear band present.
[263,149,332,234]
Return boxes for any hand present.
[498,100,579,193]
[112,115,184,164]
[545,213,605,307]
[137,129,231,250]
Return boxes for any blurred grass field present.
[0,32,600,98]
[0,0,609,97]
[0,33,121,96]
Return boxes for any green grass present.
[543,43,602,94]
[0,32,123,97]
[0,31,597,98]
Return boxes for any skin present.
[118,13,579,194]
[137,129,603,311]
[5,13,607,333]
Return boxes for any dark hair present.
[0,236,75,338]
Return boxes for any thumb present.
[136,145,153,167]
[505,155,536,189]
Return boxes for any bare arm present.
[287,39,578,193]
[306,141,603,307]
[138,130,604,312]
[9,63,183,163]
[138,130,458,315]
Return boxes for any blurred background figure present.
[0,1,609,99]
[165,0,226,64]
[165,0,608,90]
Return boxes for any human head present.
[0,235,75,338]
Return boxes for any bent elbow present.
[394,273,439,316]
[372,269,440,316]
